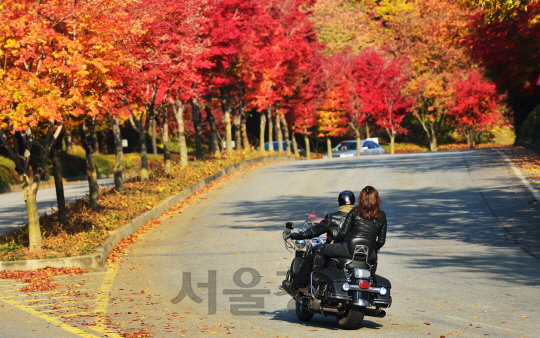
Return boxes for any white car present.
[323,140,387,159]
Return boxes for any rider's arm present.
[376,211,387,250]
[328,210,354,243]
[289,218,329,240]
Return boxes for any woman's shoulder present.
[380,210,386,218]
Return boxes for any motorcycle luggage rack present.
[345,245,372,270]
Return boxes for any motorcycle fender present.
[290,257,304,278]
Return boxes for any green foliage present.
[517,105,540,146]
[0,242,22,251]
[459,0,537,22]
[0,156,18,188]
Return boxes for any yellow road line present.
[13,295,74,302]
[35,303,97,313]
[0,289,24,293]
[29,300,96,308]
[0,282,27,286]
[59,312,95,318]
[0,295,101,338]
[92,263,123,338]
[5,288,98,298]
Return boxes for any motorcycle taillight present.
[359,280,370,289]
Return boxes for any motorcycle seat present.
[347,237,374,257]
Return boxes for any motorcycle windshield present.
[303,202,339,231]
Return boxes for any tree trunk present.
[238,86,250,150]
[112,118,124,191]
[24,179,42,252]
[79,119,100,207]
[204,97,221,158]
[326,137,332,159]
[241,118,249,150]
[304,129,311,159]
[161,108,172,174]
[1,122,63,252]
[281,114,291,155]
[429,126,438,152]
[365,123,371,139]
[355,127,361,157]
[52,136,66,223]
[267,105,274,152]
[173,101,188,166]
[93,133,100,154]
[467,129,476,149]
[259,113,266,151]
[291,131,299,156]
[65,131,73,155]
[191,99,204,160]
[139,130,149,181]
[151,119,158,155]
[275,105,283,154]
[233,109,242,151]
[387,129,396,155]
[220,88,233,153]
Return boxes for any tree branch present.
[0,130,23,173]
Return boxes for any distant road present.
[0,178,114,236]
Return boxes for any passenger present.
[322,186,387,274]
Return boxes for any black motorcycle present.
[280,202,392,329]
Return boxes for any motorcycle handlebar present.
[282,229,291,240]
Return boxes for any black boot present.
[282,280,299,297]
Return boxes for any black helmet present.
[338,190,355,206]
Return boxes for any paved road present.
[1,148,539,337]
[0,178,114,236]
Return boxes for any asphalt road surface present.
[1,148,539,338]
[0,178,114,236]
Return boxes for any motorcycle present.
[280,202,392,330]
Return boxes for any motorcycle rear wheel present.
[296,302,314,321]
[337,306,365,330]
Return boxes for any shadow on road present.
[215,149,540,287]
[261,308,383,331]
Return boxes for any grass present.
[380,142,511,153]
[0,150,294,261]
[0,155,18,188]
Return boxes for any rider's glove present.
[289,232,303,240]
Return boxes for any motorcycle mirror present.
[285,222,294,230]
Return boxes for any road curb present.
[0,155,301,271]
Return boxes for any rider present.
[287,190,356,292]
[322,186,387,274]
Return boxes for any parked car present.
[263,141,306,157]
[323,140,386,158]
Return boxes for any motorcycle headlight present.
[379,287,387,296]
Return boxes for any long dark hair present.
[357,186,382,220]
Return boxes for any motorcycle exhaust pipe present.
[321,306,340,313]
[365,309,386,318]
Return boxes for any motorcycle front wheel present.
[296,302,314,321]
[337,305,365,330]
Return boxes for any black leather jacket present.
[291,205,355,243]
[345,210,387,252]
